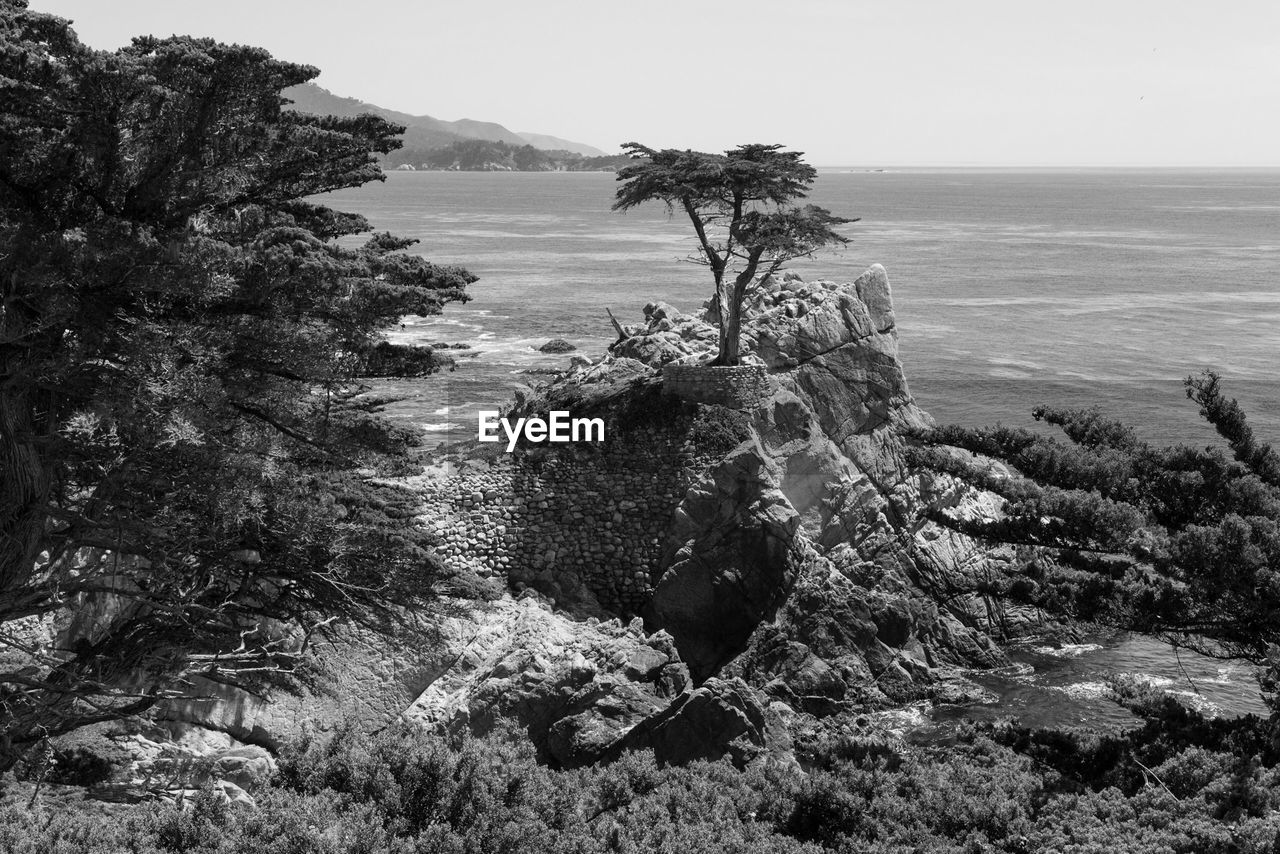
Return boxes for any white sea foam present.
[1169,691,1224,717]
[1212,665,1243,685]
[1033,643,1103,658]
[1117,673,1174,689]
[1054,681,1113,700]
[988,662,1036,680]
[870,701,932,736]
[420,422,464,433]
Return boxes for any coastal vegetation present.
[912,371,1280,697]
[0,3,472,769]
[612,143,853,365]
[5,694,1280,853]
[386,140,632,172]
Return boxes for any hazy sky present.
[32,0,1280,166]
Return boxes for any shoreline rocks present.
[538,338,577,353]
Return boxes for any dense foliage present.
[910,371,1280,674]
[612,143,853,365]
[4,697,1280,853]
[0,4,474,767]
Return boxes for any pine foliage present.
[911,371,1280,667]
[0,4,474,764]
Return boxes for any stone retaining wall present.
[662,364,770,409]
[420,416,722,615]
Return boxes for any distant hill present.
[282,83,607,158]
[516,132,606,158]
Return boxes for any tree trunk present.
[715,268,758,367]
[0,392,51,595]
[719,295,743,366]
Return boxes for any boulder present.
[404,593,694,768]
[210,745,276,791]
[616,677,771,767]
[538,338,577,353]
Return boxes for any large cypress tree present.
[612,143,853,366]
[0,4,474,766]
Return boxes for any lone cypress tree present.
[612,143,853,366]
[0,4,474,766]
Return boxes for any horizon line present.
[810,163,1280,171]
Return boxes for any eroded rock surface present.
[394,265,1034,760]
[68,265,1041,778]
[404,591,692,769]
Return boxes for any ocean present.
[321,168,1280,450]
[318,169,1280,725]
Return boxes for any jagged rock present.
[645,444,804,682]
[643,301,685,324]
[538,338,577,353]
[403,593,695,769]
[586,267,1020,705]
[209,746,276,791]
[410,266,1028,733]
[624,646,670,681]
[116,736,276,796]
[615,677,771,768]
[612,330,696,366]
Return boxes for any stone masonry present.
[662,363,771,409]
[418,407,729,616]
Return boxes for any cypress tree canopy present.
[913,372,1280,681]
[0,3,474,764]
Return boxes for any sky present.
[31,0,1280,167]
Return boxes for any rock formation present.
[55,264,1046,784]
[537,338,577,353]
[371,264,1037,764]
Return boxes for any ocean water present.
[927,633,1269,734]
[317,169,1280,725]
[322,168,1280,448]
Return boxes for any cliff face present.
[132,265,1044,774]
[375,265,1043,766]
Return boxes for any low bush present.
[4,706,1280,853]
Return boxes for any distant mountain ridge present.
[282,83,608,157]
[515,131,605,157]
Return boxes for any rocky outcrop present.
[62,264,1034,782]
[603,267,1014,701]
[403,591,695,769]
[410,265,1025,746]
[644,440,809,682]
[612,677,774,768]
[538,338,577,353]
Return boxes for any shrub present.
[6,716,1280,853]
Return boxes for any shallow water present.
[925,632,1269,733]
